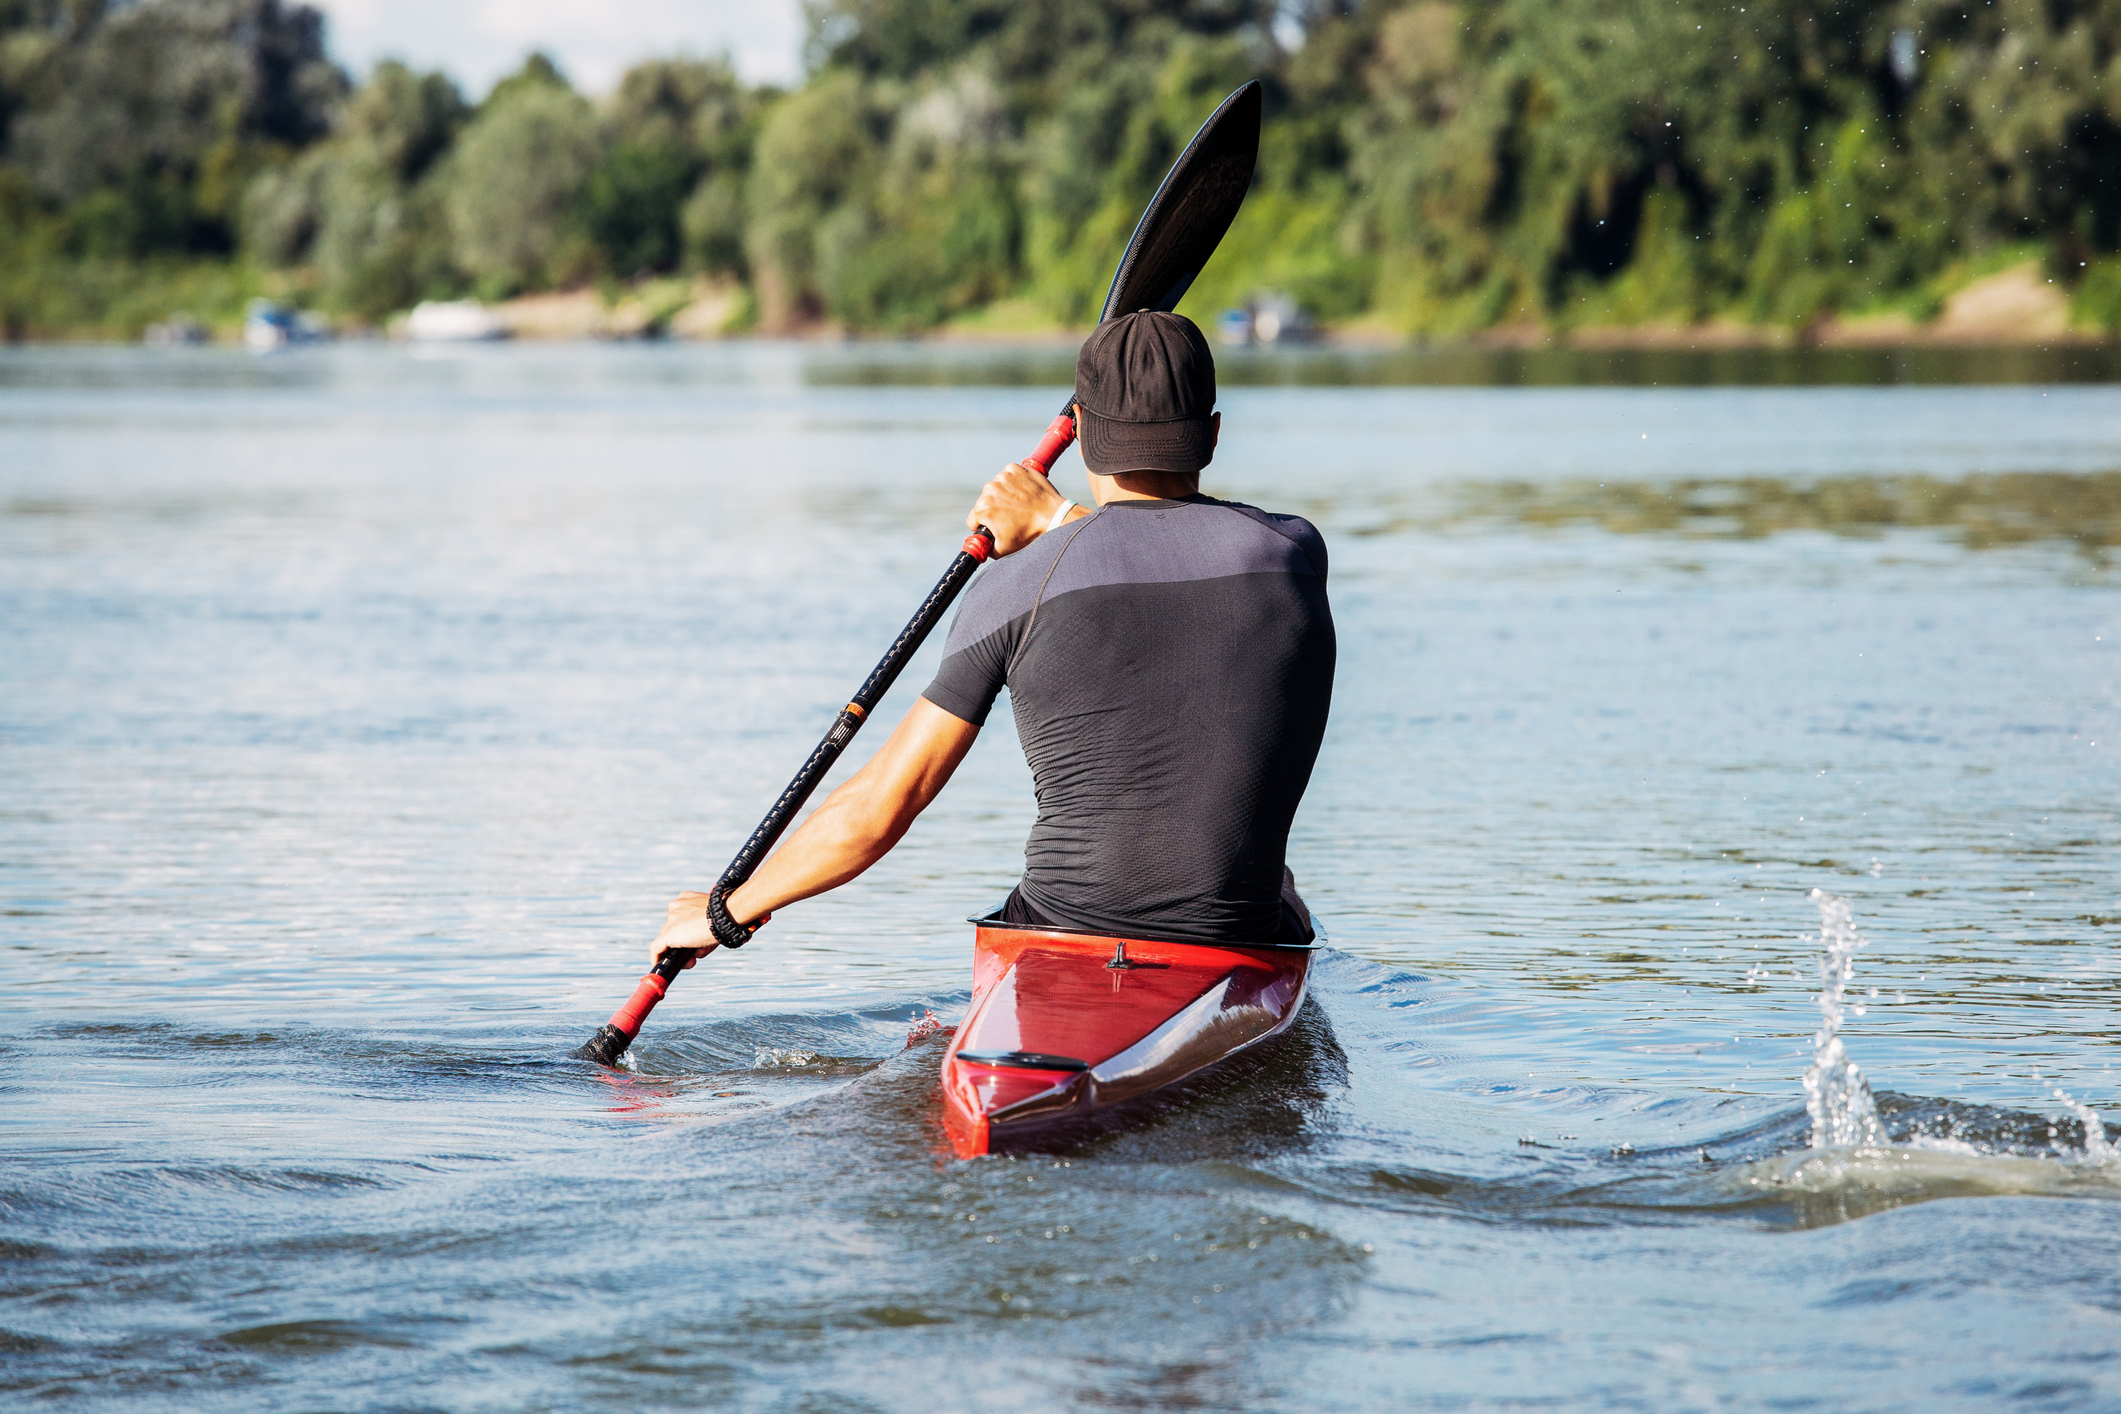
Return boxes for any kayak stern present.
[939,920,1312,1159]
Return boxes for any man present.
[650,310,1334,966]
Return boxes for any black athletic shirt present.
[922,495,1335,944]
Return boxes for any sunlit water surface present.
[3,343,2118,1411]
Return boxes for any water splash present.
[753,1047,823,1069]
[2053,1088,2118,1165]
[1726,896,2121,1222]
[904,1008,952,1047]
[1801,889,1887,1149]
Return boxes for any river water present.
[3,341,2117,1411]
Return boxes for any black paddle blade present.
[1099,80,1262,323]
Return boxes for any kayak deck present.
[939,919,1313,1158]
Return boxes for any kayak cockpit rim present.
[953,1050,1092,1071]
[964,909,1320,951]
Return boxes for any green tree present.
[243,59,468,318]
[1340,0,2121,334]
[745,69,881,327]
[821,65,1022,329]
[445,59,599,296]
[584,57,760,279]
[9,0,344,255]
[811,0,1279,91]
[12,0,2121,340]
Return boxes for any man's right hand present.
[649,892,720,970]
[967,462,1078,556]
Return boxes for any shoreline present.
[15,323,2113,353]
[11,262,2110,353]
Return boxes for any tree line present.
[3,0,2118,339]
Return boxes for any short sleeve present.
[921,571,1031,727]
[922,628,1011,725]
[918,522,1073,725]
[1279,514,1327,581]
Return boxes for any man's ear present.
[1074,403,1102,476]
[1210,411,1221,448]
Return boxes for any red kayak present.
[939,916,1315,1158]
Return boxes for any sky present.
[307,0,807,98]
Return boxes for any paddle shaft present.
[574,410,1078,1065]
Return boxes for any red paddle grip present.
[1021,413,1078,477]
[964,413,1080,562]
[605,972,669,1040]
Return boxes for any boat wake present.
[1722,889,2121,1225]
[571,895,2117,1233]
[1311,889,2121,1232]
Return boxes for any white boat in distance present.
[406,300,510,343]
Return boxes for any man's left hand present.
[649,891,720,970]
[968,463,1070,556]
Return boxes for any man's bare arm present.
[650,697,980,968]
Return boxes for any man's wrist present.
[708,885,768,949]
[723,882,762,926]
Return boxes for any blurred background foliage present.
[2,0,2119,337]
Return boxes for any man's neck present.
[1088,470,1201,505]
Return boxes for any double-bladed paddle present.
[576,80,1262,1067]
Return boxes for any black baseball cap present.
[1073,311,1217,475]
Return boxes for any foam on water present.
[753,1046,826,1068]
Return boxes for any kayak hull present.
[939,919,1314,1158]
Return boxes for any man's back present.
[923,494,1335,943]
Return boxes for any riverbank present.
[1497,263,2103,353]
[7,260,2111,353]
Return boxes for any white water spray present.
[2053,1088,2118,1165]
[1802,889,1887,1149]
